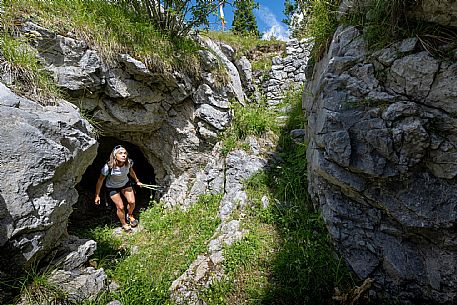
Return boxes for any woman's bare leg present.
[122,187,136,220]
[111,193,127,227]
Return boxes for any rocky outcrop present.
[408,0,457,28]
[0,82,97,271]
[21,21,238,186]
[304,24,457,304]
[1,19,252,302]
[169,137,273,304]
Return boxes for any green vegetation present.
[0,263,70,305]
[203,87,354,304]
[250,54,275,72]
[221,101,279,155]
[276,0,340,58]
[0,31,60,104]
[81,194,222,305]
[2,0,202,74]
[232,0,260,37]
[111,0,221,38]
[345,0,413,48]
[304,0,340,59]
[290,0,456,61]
[202,221,278,304]
[344,0,457,54]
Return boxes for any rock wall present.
[304,22,457,304]
[0,83,97,271]
[0,20,249,281]
[255,38,312,106]
[22,22,242,186]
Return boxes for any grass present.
[342,0,418,49]
[342,0,457,56]
[202,30,285,58]
[203,87,354,304]
[80,194,222,305]
[304,0,340,60]
[202,223,278,305]
[221,100,279,155]
[251,54,275,72]
[2,0,202,75]
[0,262,71,305]
[0,31,61,104]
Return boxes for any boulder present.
[0,82,97,271]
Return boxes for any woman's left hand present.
[136,181,142,187]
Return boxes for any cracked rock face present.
[304,25,457,303]
[20,21,240,185]
[0,20,247,281]
[0,83,98,271]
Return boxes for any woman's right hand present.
[95,195,100,205]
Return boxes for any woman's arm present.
[129,168,142,187]
[94,174,105,205]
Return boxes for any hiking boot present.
[128,216,139,227]
[122,224,132,233]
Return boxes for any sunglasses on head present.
[112,145,126,154]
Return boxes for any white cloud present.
[256,6,290,41]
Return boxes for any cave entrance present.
[70,137,156,231]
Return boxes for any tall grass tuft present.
[341,0,457,54]
[221,101,278,155]
[305,0,340,60]
[0,262,70,305]
[343,0,420,49]
[0,31,60,104]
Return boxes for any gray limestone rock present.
[48,267,106,302]
[235,56,253,88]
[387,51,439,100]
[0,83,97,270]
[304,22,457,303]
[195,104,231,130]
[200,37,245,103]
[46,235,97,271]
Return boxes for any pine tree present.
[232,0,259,37]
[283,0,297,25]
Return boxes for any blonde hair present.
[108,145,130,169]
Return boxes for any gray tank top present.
[101,159,133,188]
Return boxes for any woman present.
[94,145,142,232]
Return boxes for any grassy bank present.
[202,88,354,304]
[81,194,222,305]
[2,0,201,74]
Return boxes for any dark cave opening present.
[70,137,156,231]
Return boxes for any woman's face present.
[115,149,127,163]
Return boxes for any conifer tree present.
[232,0,259,37]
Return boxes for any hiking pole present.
[139,183,163,191]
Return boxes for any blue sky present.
[209,1,290,40]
